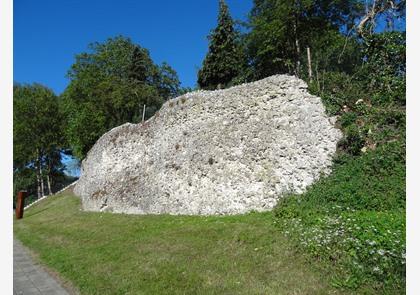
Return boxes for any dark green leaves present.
[197,0,243,89]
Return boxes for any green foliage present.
[197,0,243,89]
[14,84,64,166]
[244,0,363,79]
[13,83,66,204]
[362,31,406,105]
[62,36,180,159]
[156,62,182,98]
[308,32,406,156]
[337,125,365,156]
[276,208,405,292]
[277,141,405,213]
[13,167,38,207]
[274,141,405,292]
[306,30,363,76]
[272,28,406,293]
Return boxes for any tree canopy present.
[197,0,243,89]
[13,83,66,202]
[243,0,366,79]
[62,36,181,159]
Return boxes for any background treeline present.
[14,36,183,206]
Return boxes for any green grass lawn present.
[13,191,361,295]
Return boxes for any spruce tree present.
[198,0,241,89]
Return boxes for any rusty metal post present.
[15,191,27,219]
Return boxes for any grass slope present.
[15,192,357,295]
[274,141,405,293]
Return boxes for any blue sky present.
[14,0,404,177]
[14,0,253,177]
[14,0,253,94]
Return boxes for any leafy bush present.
[363,32,406,106]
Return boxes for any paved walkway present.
[13,239,70,295]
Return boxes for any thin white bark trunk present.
[36,165,41,199]
[142,104,146,123]
[307,47,313,83]
[47,174,52,195]
[357,0,401,38]
[315,64,320,92]
[293,8,301,76]
[36,149,41,199]
[39,156,45,197]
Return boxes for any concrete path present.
[13,239,71,295]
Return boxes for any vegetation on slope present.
[273,31,406,293]
[274,141,405,292]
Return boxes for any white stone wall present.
[74,75,342,215]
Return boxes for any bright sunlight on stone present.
[74,75,342,215]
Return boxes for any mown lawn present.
[13,191,362,295]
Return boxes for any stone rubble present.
[74,74,342,215]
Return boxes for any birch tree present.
[13,84,64,199]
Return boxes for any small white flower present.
[367,240,376,246]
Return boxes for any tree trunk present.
[47,174,52,195]
[35,149,41,199]
[36,164,41,199]
[293,9,301,76]
[315,63,320,92]
[357,0,401,38]
[39,155,45,197]
[47,157,53,195]
[307,47,313,83]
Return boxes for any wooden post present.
[15,191,27,219]
[307,47,313,83]
[142,104,146,123]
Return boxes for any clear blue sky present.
[14,0,253,95]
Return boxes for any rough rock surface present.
[74,75,342,215]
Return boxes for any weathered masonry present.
[74,75,342,215]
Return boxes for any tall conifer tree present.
[198,0,241,89]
